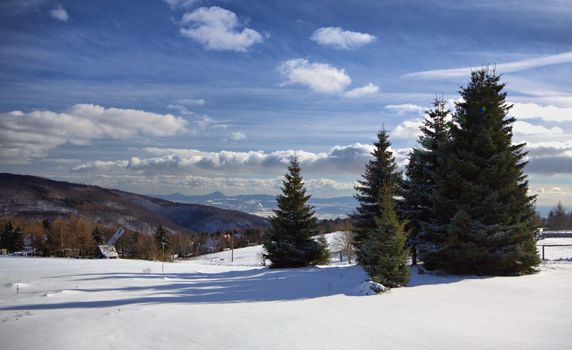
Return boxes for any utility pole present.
[231,231,234,263]
[161,241,166,273]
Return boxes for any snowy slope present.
[0,236,571,350]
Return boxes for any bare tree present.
[332,231,355,263]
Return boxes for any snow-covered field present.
[1,234,571,350]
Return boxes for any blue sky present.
[1,0,572,208]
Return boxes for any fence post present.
[542,245,545,261]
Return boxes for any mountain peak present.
[209,191,226,198]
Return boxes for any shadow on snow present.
[1,265,488,311]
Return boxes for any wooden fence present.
[538,244,572,261]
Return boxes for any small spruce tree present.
[263,158,328,268]
[92,226,105,245]
[315,234,331,265]
[363,183,410,288]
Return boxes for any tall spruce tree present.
[427,68,539,275]
[352,129,401,265]
[263,158,329,268]
[362,183,410,288]
[403,98,450,264]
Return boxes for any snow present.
[0,236,571,349]
[188,244,265,266]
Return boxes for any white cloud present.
[71,160,129,172]
[503,77,572,107]
[404,51,572,79]
[385,104,425,115]
[167,99,205,115]
[230,131,247,141]
[175,98,205,106]
[391,119,423,140]
[167,104,195,116]
[278,58,352,94]
[513,121,564,136]
[163,0,198,9]
[305,178,355,191]
[194,115,227,131]
[511,103,572,123]
[310,27,376,50]
[179,6,263,52]
[49,5,69,22]
[0,104,187,162]
[344,83,379,98]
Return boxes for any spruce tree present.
[92,226,105,245]
[1,222,23,253]
[41,220,54,256]
[352,129,401,265]
[547,202,569,230]
[13,226,24,252]
[0,221,13,251]
[263,158,329,268]
[362,183,410,288]
[428,68,539,275]
[154,225,169,261]
[403,98,450,264]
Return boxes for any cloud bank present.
[73,173,356,198]
[71,143,415,179]
[526,141,572,175]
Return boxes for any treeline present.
[544,203,572,230]
[0,216,267,260]
[317,217,352,234]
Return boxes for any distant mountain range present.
[0,173,269,234]
[155,191,358,219]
